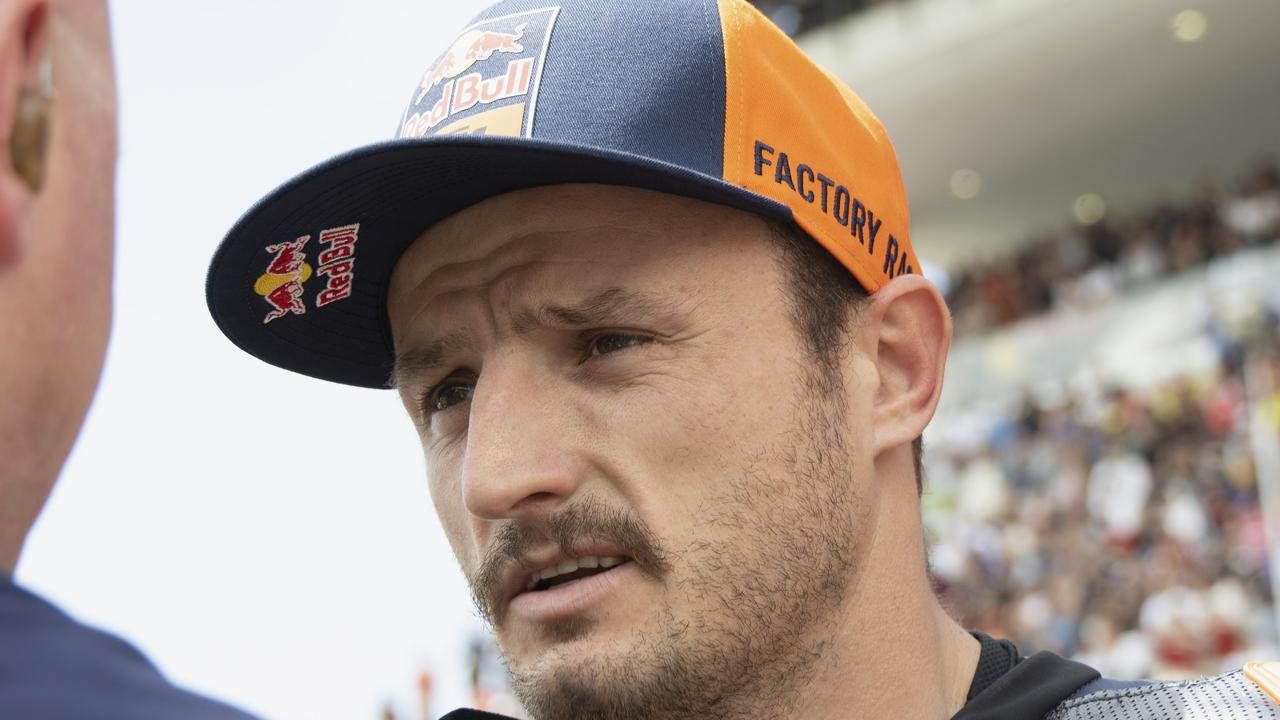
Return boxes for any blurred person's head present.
[0,0,116,572]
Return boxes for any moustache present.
[470,497,671,627]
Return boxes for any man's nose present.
[460,361,589,522]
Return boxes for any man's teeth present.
[536,556,624,580]
[525,556,627,591]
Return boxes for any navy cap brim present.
[206,136,792,389]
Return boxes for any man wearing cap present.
[207,1,1280,718]
[0,2,259,717]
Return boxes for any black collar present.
[951,632,1100,720]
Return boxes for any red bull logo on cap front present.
[416,24,528,102]
[400,8,560,140]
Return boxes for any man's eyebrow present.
[390,332,472,389]
[390,288,684,387]
[511,288,679,333]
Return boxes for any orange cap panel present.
[717,0,917,293]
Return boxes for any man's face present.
[389,184,880,719]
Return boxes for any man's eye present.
[587,333,651,357]
[425,381,474,414]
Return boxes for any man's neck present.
[0,523,26,575]
[776,590,980,720]
[765,477,982,720]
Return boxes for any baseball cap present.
[206,0,920,388]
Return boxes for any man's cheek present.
[427,471,477,566]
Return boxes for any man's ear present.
[0,0,50,269]
[864,274,952,455]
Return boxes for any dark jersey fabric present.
[950,631,1100,720]
[440,631,1101,720]
[0,573,260,719]
[966,631,1023,701]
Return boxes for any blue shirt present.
[0,573,260,719]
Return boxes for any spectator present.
[0,3,258,717]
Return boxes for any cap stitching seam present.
[700,0,717,176]
[727,2,743,187]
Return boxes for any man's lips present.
[502,544,636,606]
[508,559,639,624]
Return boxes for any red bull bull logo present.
[255,236,313,324]
[400,8,561,140]
[416,24,528,104]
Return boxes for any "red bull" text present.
[315,224,359,308]
[402,58,535,138]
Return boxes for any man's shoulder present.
[1046,663,1280,720]
[0,575,259,720]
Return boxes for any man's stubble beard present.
[500,368,870,720]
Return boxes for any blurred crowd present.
[929,364,1277,678]
[928,296,1280,679]
[946,160,1280,337]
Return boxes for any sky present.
[17,2,499,718]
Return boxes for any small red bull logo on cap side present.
[400,8,560,140]
[252,223,361,324]
[315,224,360,308]
[255,236,313,324]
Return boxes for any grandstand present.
[798,0,1280,267]
[925,230,1280,679]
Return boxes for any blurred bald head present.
[0,0,117,572]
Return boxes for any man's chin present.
[529,614,597,644]
[506,634,660,720]
[501,613,618,671]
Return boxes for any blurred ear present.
[0,0,49,269]
[864,274,952,456]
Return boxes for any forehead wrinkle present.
[391,213,692,381]
[390,259,564,387]
[398,216,665,308]
[399,224,601,309]
[397,251,589,343]
[509,287,681,336]
[393,255,546,343]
